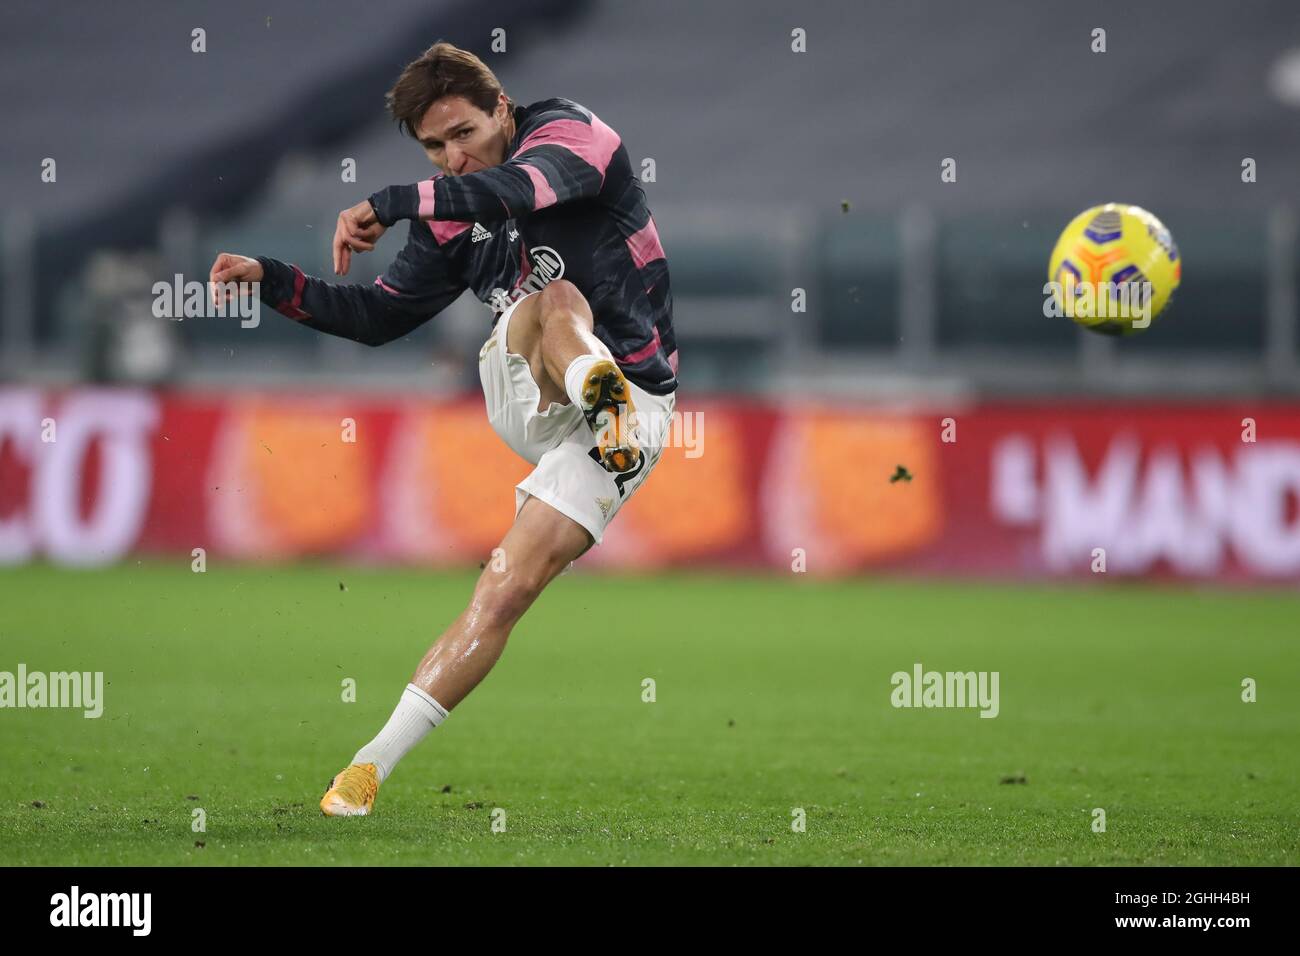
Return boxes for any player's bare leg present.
[320,488,591,815]
[512,280,641,473]
[320,281,642,816]
[408,495,590,708]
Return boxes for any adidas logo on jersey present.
[471,222,491,243]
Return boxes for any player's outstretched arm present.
[206,225,465,347]
[367,106,622,227]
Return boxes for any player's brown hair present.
[386,41,514,138]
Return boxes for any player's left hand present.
[333,200,387,276]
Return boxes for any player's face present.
[415,94,513,176]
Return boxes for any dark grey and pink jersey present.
[255,97,677,395]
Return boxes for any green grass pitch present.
[1,562,1297,866]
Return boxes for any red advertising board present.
[1,388,1296,581]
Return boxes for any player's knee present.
[474,566,549,629]
[536,279,589,328]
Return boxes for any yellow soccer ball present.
[1047,203,1181,335]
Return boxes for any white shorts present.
[478,291,675,545]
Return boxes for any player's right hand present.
[208,253,264,307]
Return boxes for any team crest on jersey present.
[527,245,565,281]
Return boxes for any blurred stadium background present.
[3,0,1300,579]
[2,0,1299,868]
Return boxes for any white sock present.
[352,684,448,783]
[563,353,604,408]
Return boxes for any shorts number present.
[588,447,646,497]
